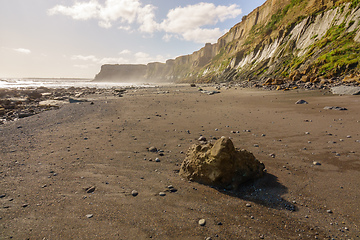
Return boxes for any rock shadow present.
[216,173,296,211]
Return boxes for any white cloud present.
[182,28,226,43]
[159,3,242,43]
[48,0,157,30]
[48,1,242,44]
[71,55,99,62]
[119,49,131,55]
[14,48,31,54]
[48,1,100,20]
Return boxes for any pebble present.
[159,192,166,196]
[86,214,93,218]
[295,99,308,104]
[198,219,206,226]
[198,136,207,141]
[148,147,157,152]
[131,190,138,197]
[85,186,96,193]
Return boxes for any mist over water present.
[0,78,155,89]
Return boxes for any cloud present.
[48,0,157,30]
[48,0,100,20]
[119,49,131,55]
[48,1,242,44]
[182,28,226,44]
[14,48,31,54]
[159,3,242,43]
[71,55,99,62]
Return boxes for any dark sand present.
[1,85,359,239]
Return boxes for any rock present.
[331,86,360,95]
[198,136,207,142]
[148,146,157,152]
[39,100,68,107]
[246,203,251,207]
[198,219,206,226]
[85,186,96,193]
[295,99,308,104]
[131,190,138,196]
[323,106,347,110]
[69,98,88,103]
[190,83,196,87]
[159,192,166,196]
[179,137,265,189]
[342,75,360,84]
[86,214,93,218]
[313,161,321,165]
[301,75,310,83]
[289,70,301,81]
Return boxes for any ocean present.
[0,78,151,89]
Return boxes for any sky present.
[0,0,266,79]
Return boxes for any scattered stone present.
[198,219,206,226]
[324,106,348,111]
[85,186,96,193]
[198,136,207,142]
[86,214,93,218]
[22,204,28,208]
[148,147,157,152]
[155,158,161,162]
[131,190,138,197]
[179,137,265,189]
[331,86,360,95]
[313,161,321,166]
[269,153,276,158]
[295,99,308,104]
[159,192,166,196]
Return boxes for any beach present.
[0,84,359,239]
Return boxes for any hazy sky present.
[0,0,266,78]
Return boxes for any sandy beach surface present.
[1,85,359,239]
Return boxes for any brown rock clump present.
[179,136,265,189]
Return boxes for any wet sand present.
[0,85,359,239]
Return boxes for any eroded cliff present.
[94,0,360,84]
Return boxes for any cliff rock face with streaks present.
[94,0,360,83]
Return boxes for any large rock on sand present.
[179,137,265,189]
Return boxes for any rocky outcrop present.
[179,137,265,189]
[94,0,360,84]
[94,64,147,82]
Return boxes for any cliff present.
[94,64,147,82]
[94,0,360,83]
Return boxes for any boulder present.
[179,137,265,189]
[331,86,360,95]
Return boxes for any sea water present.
[0,78,153,89]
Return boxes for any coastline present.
[0,84,359,239]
